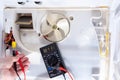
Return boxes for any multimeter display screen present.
[42,44,56,53]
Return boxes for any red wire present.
[59,67,74,80]
[16,51,26,80]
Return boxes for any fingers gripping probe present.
[12,41,21,80]
[16,51,26,80]
[12,41,26,80]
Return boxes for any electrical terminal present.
[99,31,110,58]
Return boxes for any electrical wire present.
[59,67,74,80]
[12,41,26,80]
[13,50,21,80]
[16,51,26,80]
[4,31,25,80]
[63,73,66,80]
[13,62,21,80]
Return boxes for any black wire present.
[13,62,21,80]
[16,72,21,80]
[63,73,66,80]
[13,50,21,80]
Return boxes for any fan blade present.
[46,13,64,26]
[45,29,65,42]
[57,28,65,38]
[57,19,70,36]
[40,20,53,35]
[44,30,54,37]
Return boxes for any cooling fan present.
[40,12,70,42]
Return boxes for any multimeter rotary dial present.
[47,55,58,67]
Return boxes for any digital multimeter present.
[40,43,66,78]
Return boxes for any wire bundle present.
[59,67,74,80]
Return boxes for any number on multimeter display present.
[43,45,56,53]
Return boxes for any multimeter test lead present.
[12,41,21,80]
[59,67,74,80]
[12,41,26,80]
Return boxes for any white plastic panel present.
[2,8,109,80]
[5,8,108,80]
[0,0,115,80]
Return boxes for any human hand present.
[0,54,30,80]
